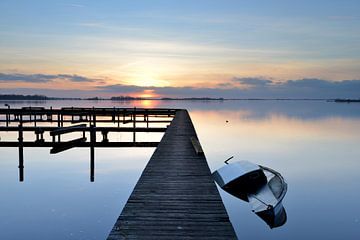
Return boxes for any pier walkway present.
[107,110,237,239]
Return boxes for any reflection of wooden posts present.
[90,125,96,182]
[18,123,24,182]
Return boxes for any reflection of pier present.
[0,107,176,181]
[0,107,236,238]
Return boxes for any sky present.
[0,0,360,98]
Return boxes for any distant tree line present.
[334,98,360,103]
[0,94,48,100]
[111,96,144,100]
[161,97,224,101]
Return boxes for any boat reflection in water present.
[212,158,287,229]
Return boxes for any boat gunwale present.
[259,165,287,205]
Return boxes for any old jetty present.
[0,107,237,239]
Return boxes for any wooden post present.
[5,106,9,127]
[49,106,53,122]
[133,107,136,142]
[71,107,74,123]
[57,113,61,141]
[102,130,109,142]
[92,107,96,127]
[146,110,149,129]
[57,113,60,127]
[90,125,96,182]
[36,130,40,142]
[18,123,24,182]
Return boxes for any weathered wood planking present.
[107,110,237,240]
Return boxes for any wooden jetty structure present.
[0,106,237,238]
[0,107,176,181]
[107,110,237,239]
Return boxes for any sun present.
[138,89,158,99]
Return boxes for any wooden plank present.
[49,124,87,136]
[107,110,236,239]
[50,137,87,154]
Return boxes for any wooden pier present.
[107,110,237,239]
[0,107,176,182]
[0,107,236,238]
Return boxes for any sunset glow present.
[130,74,169,88]
[137,89,158,99]
[0,1,359,98]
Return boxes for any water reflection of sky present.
[0,100,360,239]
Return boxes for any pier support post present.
[5,104,10,127]
[18,123,24,182]
[90,125,96,182]
[133,107,136,142]
[102,130,109,142]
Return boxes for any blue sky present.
[0,0,359,97]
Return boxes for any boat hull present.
[212,161,287,228]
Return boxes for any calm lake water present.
[0,100,360,239]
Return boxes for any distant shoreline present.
[0,94,359,102]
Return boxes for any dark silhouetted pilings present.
[107,110,237,240]
[0,107,176,126]
[0,107,177,182]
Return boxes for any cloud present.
[0,73,98,83]
[98,78,360,99]
[263,78,360,98]
[285,78,334,87]
[97,84,143,94]
[1,73,360,99]
[64,3,85,8]
[57,74,97,82]
[233,77,273,86]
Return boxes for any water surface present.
[0,100,359,239]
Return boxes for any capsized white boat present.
[212,160,287,228]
